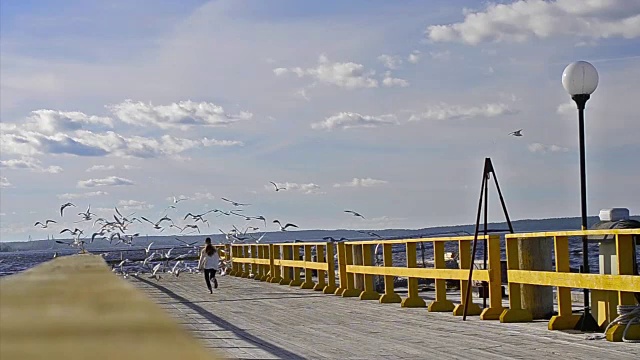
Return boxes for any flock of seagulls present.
[34,181,374,281]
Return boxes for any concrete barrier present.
[0,254,220,360]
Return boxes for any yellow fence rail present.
[500,229,640,342]
[225,229,639,342]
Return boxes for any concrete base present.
[548,314,582,330]
[289,279,303,287]
[379,293,402,304]
[359,291,380,301]
[500,309,533,323]
[278,278,290,285]
[313,283,326,291]
[401,296,426,308]
[606,323,640,342]
[341,289,362,298]
[428,300,455,313]
[334,287,345,296]
[480,307,505,320]
[452,303,482,316]
[323,285,337,294]
[300,281,315,290]
[269,277,282,284]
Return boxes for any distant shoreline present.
[1,215,638,252]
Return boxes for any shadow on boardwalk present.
[135,276,306,360]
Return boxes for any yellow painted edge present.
[346,265,490,281]
[507,270,640,292]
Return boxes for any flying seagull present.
[269,181,286,192]
[221,197,250,206]
[509,129,523,137]
[60,202,76,217]
[34,220,57,228]
[273,219,298,231]
[344,210,365,219]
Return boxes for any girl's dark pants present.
[204,269,217,291]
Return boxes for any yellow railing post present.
[453,240,481,316]
[359,243,381,300]
[251,245,261,280]
[548,236,581,330]
[500,237,532,322]
[401,242,426,307]
[379,243,401,303]
[259,245,270,281]
[269,244,282,283]
[428,241,455,312]
[229,245,237,276]
[606,234,640,341]
[313,245,327,291]
[342,243,361,297]
[480,235,506,320]
[334,242,347,295]
[279,245,292,285]
[301,245,316,289]
[289,244,303,287]
[324,242,338,294]
[240,246,250,278]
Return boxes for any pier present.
[1,229,639,359]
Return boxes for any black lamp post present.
[561,60,600,331]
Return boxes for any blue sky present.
[1,0,639,241]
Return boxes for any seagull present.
[60,228,84,236]
[344,210,365,219]
[323,236,348,243]
[273,219,298,231]
[140,216,172,230]
[77,205,96,221]
[221,197,250,207]
[253,215,267,227]
[34,220,57,228]
[269,181,286,192]
[60,202,76,217]
[509,129,523,137]
[182,224,201,233]
[145,242,154,255]
[173,196,187,204]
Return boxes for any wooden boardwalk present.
[131,274,640,360]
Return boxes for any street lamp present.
[562,60,599,331]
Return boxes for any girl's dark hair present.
[205,244,216,256]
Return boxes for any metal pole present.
[573,94,598,331]
[482,172,489,308]
[463,159,488,321]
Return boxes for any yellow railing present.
[226,229,639,342]
[339,236,504,319]
[500,229,640,342]
[229,242,337,294]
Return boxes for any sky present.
[1,0,639,242]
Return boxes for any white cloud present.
[408,102,517,121]
[311,112,398,130]
[429,50,451,60]
[382,71,409,87]
[377,54,403,69]
[274,54,378,89]
[407,50,421,64]
[0,176,11,188]
[106,99,253,130]
[528,143,569,154]
[273,182,323,194]
[333,177,388,188]
[0,157,63,173]
[77,176,135,188]
[117,199,154,210]
[0,126,242,159]
[24,109,114,134]
[57,191,109,200]
[426,0,640,45]
[86,165,116,172]
[557,101,577,116]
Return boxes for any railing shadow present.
[134,276,306,360]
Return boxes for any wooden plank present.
[0,255,220,360]
[507,270,640,292]
[346,265,491,281]
[506,229,640,239]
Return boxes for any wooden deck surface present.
[131,273,640,360]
